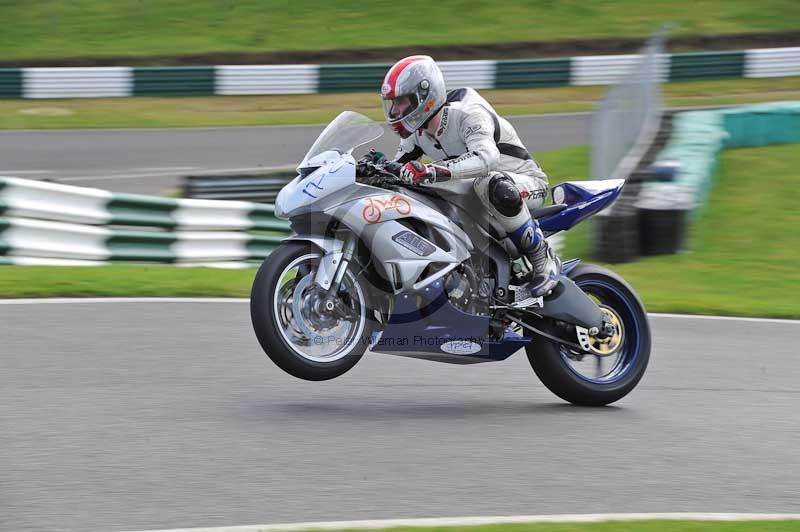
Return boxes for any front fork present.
[328,233,358,296]
[310,233,358,313]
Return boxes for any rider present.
[381,55,560,297]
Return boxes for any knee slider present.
[488,173,523,217]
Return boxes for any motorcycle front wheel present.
[526,263,651,406]
[250,241,378,381]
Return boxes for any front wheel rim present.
[560,279,643,385]
[271,253,366,363]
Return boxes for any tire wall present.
[635,101,800,255]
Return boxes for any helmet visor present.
[382,94,419,122]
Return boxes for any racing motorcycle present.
[251,112,650,405]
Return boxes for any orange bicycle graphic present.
[361,195,412,224]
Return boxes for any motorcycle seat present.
[531,204,567,218]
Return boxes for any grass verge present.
[0,264,253,299]
[3,0,798,61]
[604,144,800,319]
[1,77,799,129]
[2,144,798,320]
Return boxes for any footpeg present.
[509,284,543,308]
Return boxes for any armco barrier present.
[0,47,798,99]
[23,67,131,99]
[0,217,282,263]
[216,65,318,95]
[636,101,800,253]
[571,54,668,86]
[0,177,290,267]
[745,47,800,78]
[668,51,745,81]
[183,171,295,202]
[0,68,23,98]
[132,66,215,96]
[494,58,571,88]
[0,175,564,265]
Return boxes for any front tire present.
[526,263,651,406]
[250,241,377,381]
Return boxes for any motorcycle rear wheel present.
[526,263,651,406]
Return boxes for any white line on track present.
[649,312,800,325]
[0,297,248,305]
[0,297,798,325]
[0,169,54,174]
[136,166,199,171]
[0,123,331,133]
[121,513,800,532]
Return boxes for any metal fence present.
[590,31,668,182]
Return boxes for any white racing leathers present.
[393,87,549,248]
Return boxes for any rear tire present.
[250,241,377,381]
[526,264,651,406]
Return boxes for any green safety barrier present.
[318,64,388,93]
[668,51,746,81]
[0,68,23,98]
[722,102,800,147]
[495,58,572,89]
[133,67,215,96]
[2,48,798,99]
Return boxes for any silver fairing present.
[329,189,472,292]
[274,150,357,219]
[276,156,472,293]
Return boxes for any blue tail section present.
[539,179,624,233]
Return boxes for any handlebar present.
[355,149,427,192]
[356,149,404,187]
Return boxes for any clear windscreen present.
[300,111,384,167]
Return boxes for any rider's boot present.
[508,217,562,297]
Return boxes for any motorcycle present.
[251,111,650,405]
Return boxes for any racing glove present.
[398,161,451,185]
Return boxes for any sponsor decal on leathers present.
[463,124,483,138]
[521,188,547,200]
[436,107,450,137]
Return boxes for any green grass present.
[1,0,798,61]
[598,144,800,319]
[2,77,799,130]
[0,264,254,298]
[536,146,592,258]
[298,521,800,532]
[2,144,799,320]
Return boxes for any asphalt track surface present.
[2,300,799,532]
[0,113,589,195]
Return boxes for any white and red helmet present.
[381,55,446,138]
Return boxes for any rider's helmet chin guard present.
[381,55,446,139]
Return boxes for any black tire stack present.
[591,113,689,263]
